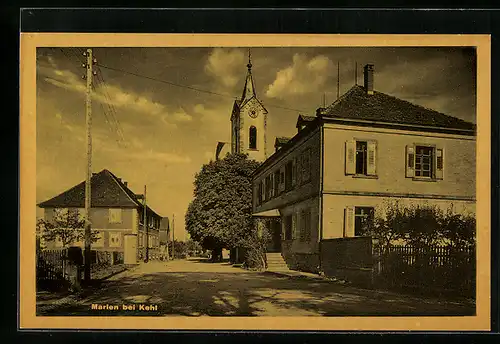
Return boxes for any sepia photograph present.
[20,34,491,330]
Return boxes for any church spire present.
[241,48,256,103]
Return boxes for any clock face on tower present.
[248,104,259,118]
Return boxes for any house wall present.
[41,207,161,253]
[253,127,321,214]
[321,123,476,240]
[322,194,476,239]
[322,123,476,198]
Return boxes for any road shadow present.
[38,270,476,317]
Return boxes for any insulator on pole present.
[82,75,86,80]
[82,51,86,56]
[93,58,97,64]
[93,71,97,76]
[82,63,86,68]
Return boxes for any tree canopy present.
[185,153,260,254]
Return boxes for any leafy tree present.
[168,240,188,259]
[362,200,407,255]
[440,207,476,248]
[185,153,260,262]
[36,208,99,249]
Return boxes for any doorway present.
[266,218,282,253]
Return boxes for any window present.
[346,140,377,176]
[354,207,374,237]
[291,159,297,187]
[257,182,263,205]
[249,126,257,149]
[109,208,122,224]
[292,213,297,239]
[109,232,121,247]
[257,182,262,205]
[92,231,104,248]
[415,146,434,177]
[301,149,311,183]
[274,170,280,196]
[284,215,293,240]
[356,141,368,175]
[406,145,444,180]
[265,175,272,200]
[299,209,311,242]
[285,161,293,191]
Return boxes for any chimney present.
[363,64,374,95]
[124,181,128,187]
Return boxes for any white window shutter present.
[406,145,415,178]
[436,148,444,180]
[344,206,355,237]
[367,140,377,175]
[345,140,356,175]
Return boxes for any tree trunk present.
[212,247,223,262]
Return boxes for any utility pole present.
[143,185,149,262]
[337,61,340,99]
[355,61,358,85]
[172,214,175,260]
[83,48,94,283]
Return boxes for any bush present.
[366,200,476,251]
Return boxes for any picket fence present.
[375,244,476,297]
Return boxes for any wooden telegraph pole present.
[143,185,149,262]
[83,48,94,283]
[172,214,175,260]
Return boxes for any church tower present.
[230,50,268,162]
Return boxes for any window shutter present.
[367,140,377,175]
[296,156,302,185]
[344,206,355,237]
[405,145,415,178]
[292,212,297,239]
[345,140,356,175]
[436,148,444,180]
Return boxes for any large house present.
[37,169,164,265]
[251,64,476,274]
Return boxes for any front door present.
[266,218,282,252]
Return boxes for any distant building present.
[37,169,163,264]
[252,64,476,273]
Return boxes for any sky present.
[36,46,477,241]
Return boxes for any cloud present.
[95,134,191,164]
[266,54,333,99]
[194,103,227,124]
[39,56,190,128]
[204,48,245,90]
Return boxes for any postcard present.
[20,33,491,331]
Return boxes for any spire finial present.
[247,48,252,71]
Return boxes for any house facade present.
[252,64,476,273]
[37,169,163,265]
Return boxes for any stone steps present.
[266,252,291,272]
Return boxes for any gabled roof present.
[323,85,475,131]
[38,169,161,217]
